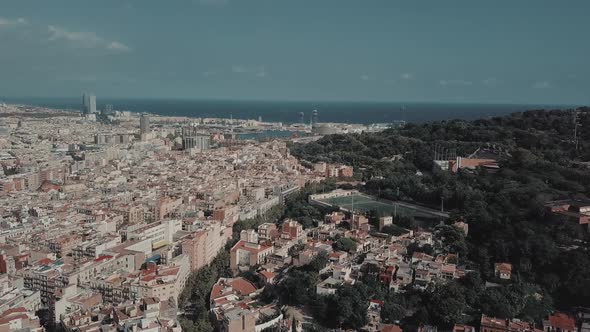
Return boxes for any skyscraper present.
[82,94,87,113]
[312,109,319,126]
[82,93,96,114]
[140,115,150,135]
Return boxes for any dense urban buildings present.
[2,1,589,330]
[0,103,324,331]
[1,103,589,332]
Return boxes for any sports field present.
[320,194,446,220]
[323,194,411,217]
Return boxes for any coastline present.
[0,97,575,125]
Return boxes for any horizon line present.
[0,96,579,108]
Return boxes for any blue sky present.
[1,0,589,104]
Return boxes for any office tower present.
[140,115,150,135]
[82,94,88,113]
[105,104,113,113]
[312,109,319,126]
[299,112,304,124]
[89,95,96,114]
[82,93,97,114]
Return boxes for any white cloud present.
[47,25,131,52]
[0,17,27,26]
[439,79,473,86]
[400,73,413,80]
[232,65,267,78]
[533,81,551,89]
[360,74,371,81]
[48,25,101,46]
[107,41,131,52]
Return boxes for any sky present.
[1,0,589,104]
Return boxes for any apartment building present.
[135,255,189,304]
[230,240,274,273]
[125,219,182,249]
[181,222,231,272]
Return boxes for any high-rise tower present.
[82,93,96,114]
[312,109,319,126]
[140,115,150,135]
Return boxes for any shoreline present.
[1,98,578,125]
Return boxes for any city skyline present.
[1,0,589,105]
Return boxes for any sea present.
[0,97,572,125]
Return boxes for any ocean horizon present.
[0,97,574,124]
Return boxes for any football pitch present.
[320,194,445,220]
[323,194,409,216]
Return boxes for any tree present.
[290,108,590,318]
[306,252,329,272]
[333,237,358,253]
[395,215,417,229]
[427,282,467,327]
[382,302,406,323]
[278,269,319,305]
[316,284,370,329]
[458,272,484,308]
[479,287,517,319]
[381,224,409,236]
[435,224,468,258]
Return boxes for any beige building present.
[379,216,393,231]
[181,222,231,272]
[136,255,189,303]
[221,308,256,332]
[155,197,183,221]
[230,240,274,272]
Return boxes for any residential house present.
[494,263,512,280]
[543,313,578,332]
